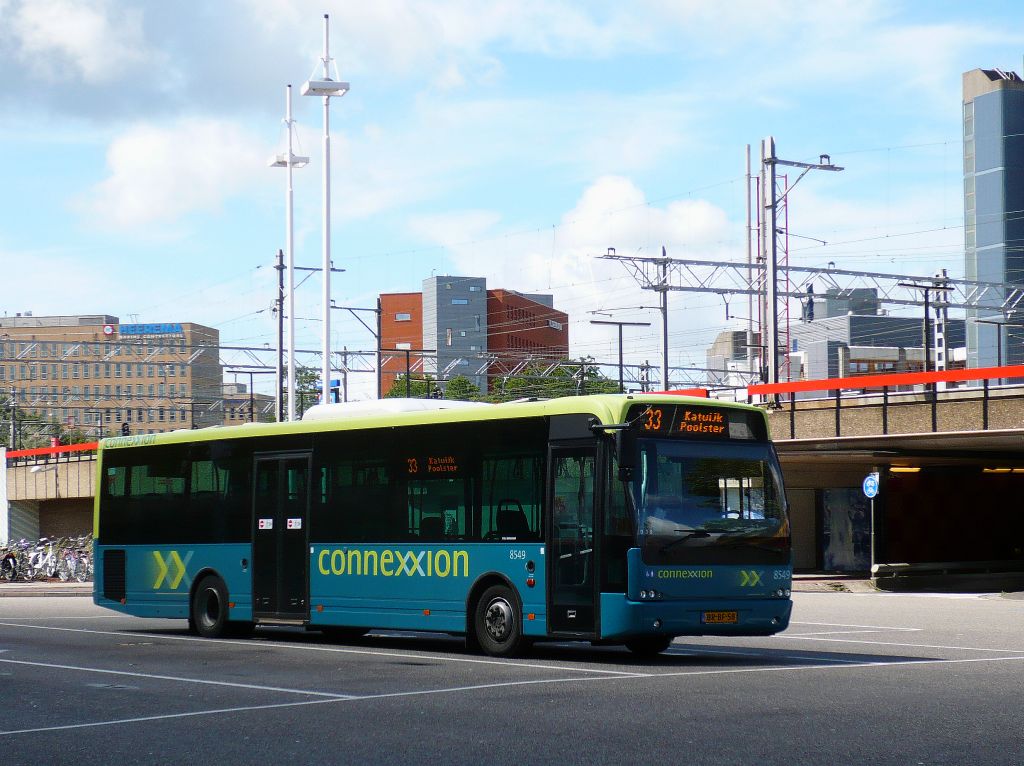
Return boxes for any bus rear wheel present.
[191,575,230,639]
[474,585,523,658]
[625,636,674,657]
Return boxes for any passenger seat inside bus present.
[496,507,532,539]
[419,515,445,541]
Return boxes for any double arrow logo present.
[738,570,763,587]
[152,550,193,590]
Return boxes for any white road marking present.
[781,635,1024,653]
[648,653,1024,679]
[0,698,346,736]
[791,621,921,631]
[668,646,865,664]
[0,657,356,698]
[5,654,1024,737]
[0,621,646,677]
[789,630,893,636]
[0,615,106,620]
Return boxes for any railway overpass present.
[754,364,1024,582]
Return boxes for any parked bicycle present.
[0,546,17,581]
[0,535,93,583]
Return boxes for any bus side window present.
[314,458,395,542]
[480,453,542,541]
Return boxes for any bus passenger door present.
[548,447,598,635]
[253,453,311,620]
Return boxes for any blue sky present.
[1,0,1022,397]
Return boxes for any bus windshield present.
[630,438,789,565]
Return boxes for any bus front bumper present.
[598,593,793,641]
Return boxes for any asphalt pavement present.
[3,589,1024,764]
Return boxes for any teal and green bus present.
[93,394,792,657]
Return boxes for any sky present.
[1,0,1023,399]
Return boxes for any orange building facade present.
[379,293,425,395]
[379,280,568,395]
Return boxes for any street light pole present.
[589,319,652,393]
[303,14,350,407]
[269,86,309,421]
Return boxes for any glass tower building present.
[963,68,1024,367]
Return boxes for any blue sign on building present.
[119,323,184,336]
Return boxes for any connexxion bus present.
[93,394,792,657]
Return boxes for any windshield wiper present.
[660,530,710,553]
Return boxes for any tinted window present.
[311,418,548,544]
[480,453,542,541]
[99,440,252,544]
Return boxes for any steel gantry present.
[601,251,1024,385]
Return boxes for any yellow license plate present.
[702,610,738,624]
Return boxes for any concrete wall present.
[6,459,95,502]
[4,458,95,544]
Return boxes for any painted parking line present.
[780,635,1024,653]
[0,621,647,677]
[787,629,903,637]
[791,621,922,632]
[6,653,1024,737]
[667,646,866,664]
[0,657,357,698]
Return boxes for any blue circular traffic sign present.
[862,473,879,498]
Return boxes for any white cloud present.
[248,0,658,81]
[6,0,150,84]
[76,118,267,229]
[410,176,739,380]
[408,210,503,246]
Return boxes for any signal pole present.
[760,137,843,387]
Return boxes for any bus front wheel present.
[474,585,523,658]
[191,575,230,639]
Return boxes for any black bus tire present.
[474,585,523,657]
[191,575,230,639]
[625,635,674,657]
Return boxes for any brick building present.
[0,314,223,442]
[380,277,569,395]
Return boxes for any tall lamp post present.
[269,86,309,421]
[303,14,350,405]
[589,319,652,392]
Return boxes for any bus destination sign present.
[404,454,460,476]
[627,404,763,441]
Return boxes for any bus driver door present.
[548,448,598,636]
[252,453,311,621]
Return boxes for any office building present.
[222,382,275,425]
[0,314,223,441]
[380,277,569,395]
[963,67,1024,367]
[705,290,966,392]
